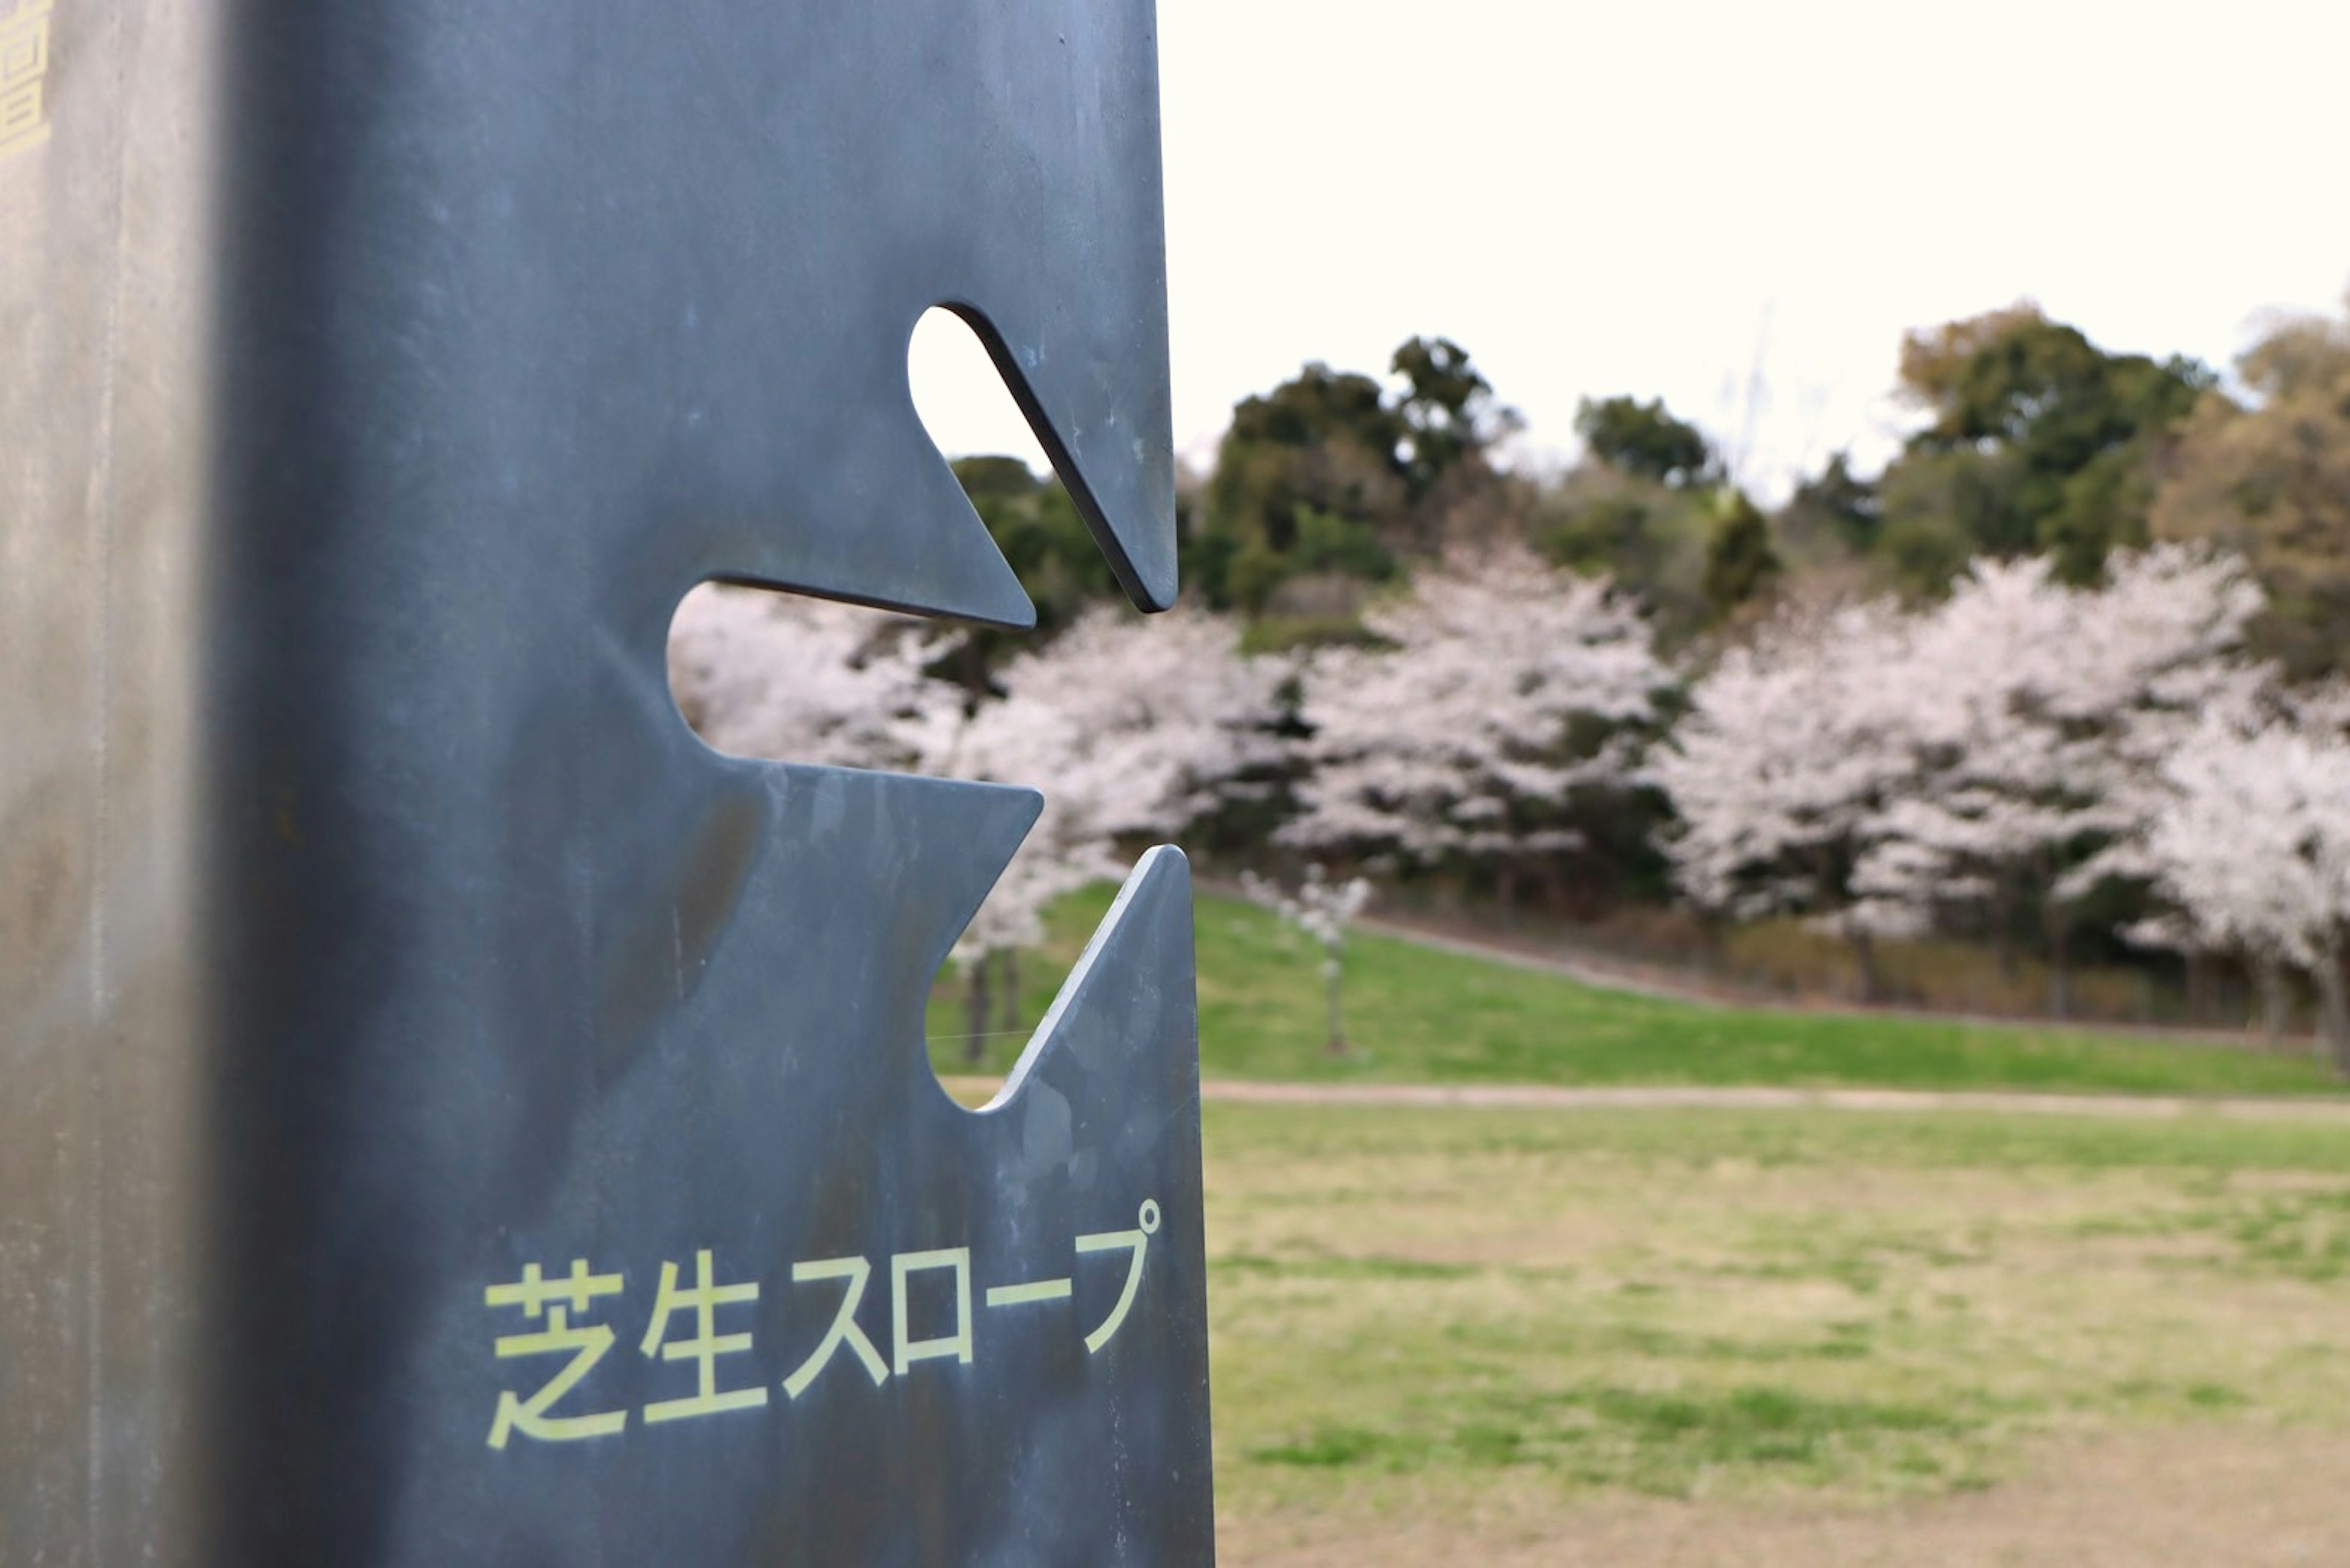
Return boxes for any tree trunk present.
[963,952,993,1067]
[1849,930,1881,1004]
[2316,938,2350,1079]
[2045,906,2072,1020]
[1996,865,2037,987]
[2256,953,2290,1044]
[1322,950,1346,1056]
[1538,858,1572,919]
[1000,948,1022,1034]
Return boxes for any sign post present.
[1,1,1212,1560]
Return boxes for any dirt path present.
[1223,1428,2350,1567]
[938,1075,2350,1122]
[1192,1078,2350,1122]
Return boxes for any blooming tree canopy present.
[900,604,1287,966]
[674,586,1281,1058]
[1649,599,1923,947]
[2140,712,2350,1069]
[667,583,952,771]
[1283,545,1667,882]
[1654,545,2269,1004]
[1852,548,2267,1000]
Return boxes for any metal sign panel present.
[0,0,1211,1561]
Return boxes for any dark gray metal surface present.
[1,0,1210,1561]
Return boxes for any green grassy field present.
[927,886,2345,1097]
[1199,1101,2350,1560]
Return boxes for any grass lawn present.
[1200,1101,2350,1562]
[927,886,2346,1097]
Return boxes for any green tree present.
[1532,464,1717,647]
[1191,364,1405,613]
[1881,304,2209,587]
[1778,452,1881,553]
[1390,335,1519,500]
[1701,490,1782,618]
[2150,296,2350,679]
[1573,395,1716,488]
[1876,445,2024,593]
[946,457,1124,693]
[2042,442,2160,584]
[1193,340,1518,617]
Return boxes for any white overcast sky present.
[910,0,2350,501]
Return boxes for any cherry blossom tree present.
[899,605,1286,1057]
[984,604,1292,842]
[1658,543,2269,1011]
[1242,865,1372,1055]
[1281,544,1668,908]
[666,583,953,771]
[2139,712,2350,1073]
[1648,600,1925,997]
[1854,547,2266,1012]
[674,587,1282,1061]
